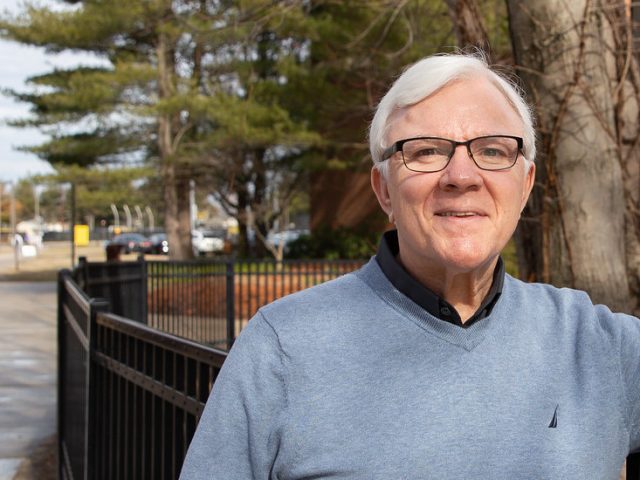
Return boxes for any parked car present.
[106,233,152,254]
[192,229,225,256]
[149,233,169,255]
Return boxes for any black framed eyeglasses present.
[381,135,524,172]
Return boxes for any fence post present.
[74,256,88,290]
[85,298,110,480]
[225,260,235,349]
[57,270,70,480]
[138,254,148,324]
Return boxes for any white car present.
[192,229,225,256]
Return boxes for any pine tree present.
[1,0,329,259]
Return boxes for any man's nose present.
[437,145,483,191]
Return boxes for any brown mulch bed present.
[148,276,312,318]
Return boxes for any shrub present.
[286,227,379,260]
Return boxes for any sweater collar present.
[375,230,504,328]
[355,257,509,351]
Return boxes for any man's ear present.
[371,166,393,217]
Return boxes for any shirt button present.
[440,306,451,316]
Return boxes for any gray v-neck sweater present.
[181,258,640,479]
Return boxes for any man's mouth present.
[435,211,483,217]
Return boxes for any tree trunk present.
[236,186,251,258]
[251,148,268,258]
[507,0,637,313]
[445,0,490,53]
[157,25,193,260]
[616,3,640,317]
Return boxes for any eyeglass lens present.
[402,136,519,171]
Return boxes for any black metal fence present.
[147,258,364,348]
[75,259,147,322]
[58,269,227,480]
[632,457,640,480]
[75,257,364,349]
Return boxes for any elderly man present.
[180,53,640,479]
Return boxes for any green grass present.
[0,269,59,282]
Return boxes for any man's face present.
[372,77,535,275]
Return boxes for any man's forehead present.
[385,78,523,139]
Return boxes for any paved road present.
[0,282,56,480]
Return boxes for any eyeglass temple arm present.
[381,143,399,162]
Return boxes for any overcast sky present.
[0,0,109,183]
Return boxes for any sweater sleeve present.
[601,307,640,453]
[618,315,640,452]
[180,311,287,479]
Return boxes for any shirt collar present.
[375,229,504,328]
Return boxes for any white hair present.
[369,52,536,177]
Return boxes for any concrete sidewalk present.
[0,281,57,480]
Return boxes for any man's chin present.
[434,248,497,275]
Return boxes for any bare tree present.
[507,0,640,315]
[445,0,490,52]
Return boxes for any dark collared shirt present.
[375,230,504,328]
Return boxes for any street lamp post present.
[70,182,76,267]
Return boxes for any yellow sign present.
[74,225,90,246]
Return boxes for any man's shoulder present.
[504,274,639,338]
[259,269,370,321]
[250,262,394,349]
[504,274,592,309]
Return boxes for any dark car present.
[106,233,151,254]
[149,233,169,255]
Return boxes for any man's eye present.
[416,148,442,156]
[478,147,507,157]
[411,145,450,158]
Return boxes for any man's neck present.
[396,252,499,323]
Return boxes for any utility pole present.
[190,179,197,230]
[33,183,40,220]
[10,183,18,271]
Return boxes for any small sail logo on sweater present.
[548,404,559,428]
